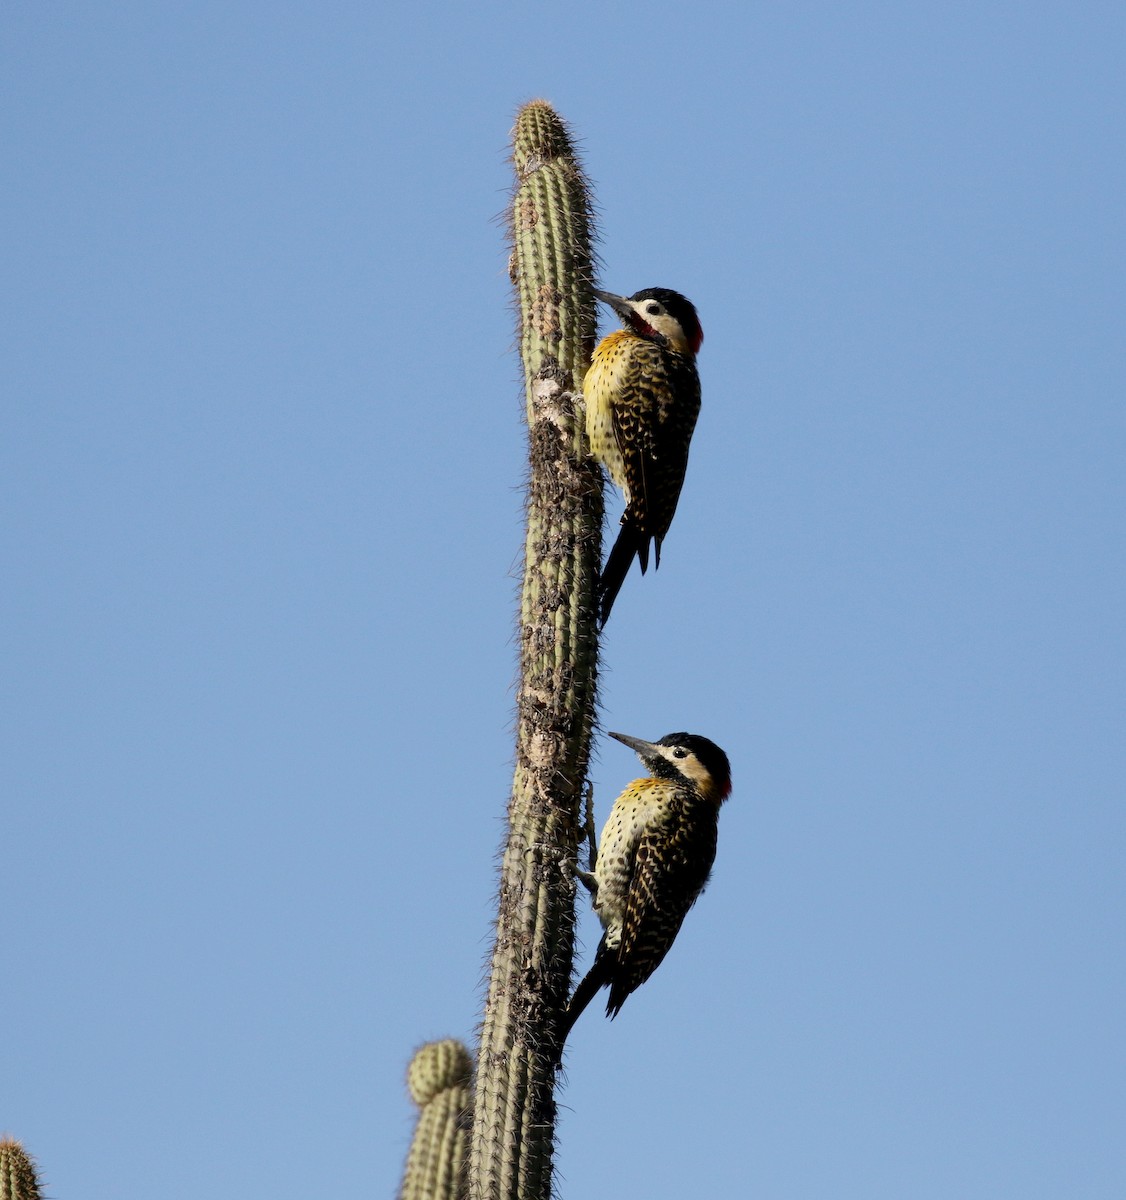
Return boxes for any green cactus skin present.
[510,101,599,419]
[0,1139,43,1200]
[468,100,602,1200]
[399,1041,473,1200]
[408,1038,474,1107]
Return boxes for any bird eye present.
[645,303,662,316]
[672,748,688,759]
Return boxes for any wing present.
[605,805,718,1017]
[610,344,702,545]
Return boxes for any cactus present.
[399,1040,473,1200]
[509,101,599,423]
[0,1139,43,1200]
[468,100,602,1200]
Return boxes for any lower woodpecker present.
[557,730,732,1055]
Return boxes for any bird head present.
[594,288,704,357]
[608,730,732,802]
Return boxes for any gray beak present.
[593,289,634,321]
[608,731,661,762]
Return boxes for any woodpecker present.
[584,287,704,625]
[557,730,732,1053]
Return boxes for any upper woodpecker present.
[557,730,732,1053]
[584,287,704,625]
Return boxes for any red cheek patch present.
[628,314,658,340]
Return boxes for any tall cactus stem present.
[468,100,602,1200]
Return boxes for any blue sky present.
[3,3,1124,1197]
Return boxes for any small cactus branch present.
[468,100,602,1200]
[0,1139,44,1200]
[398,1041,473,1200]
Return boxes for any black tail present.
[598,519,650,626]
[554,944,612,1065]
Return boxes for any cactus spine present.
[468,100,602,1200]
[399,1041,473,1200]
[0,1139,43,1200]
